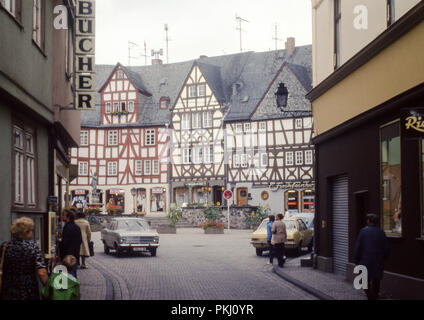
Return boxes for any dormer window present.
[117,70,123,79]
[160,97,169,109]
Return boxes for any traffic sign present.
[223,190,233,200]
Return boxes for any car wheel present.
[256,248,263,256]
[114,243,122,256]
[308,238,313,252]
[297,241,303,256]
[104,243,110,254]
[149,247,157,257]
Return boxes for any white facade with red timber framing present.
[69,64,170,215]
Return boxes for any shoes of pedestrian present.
[80,265,87,269]
[278,264,284,268]
[267,262,273,265]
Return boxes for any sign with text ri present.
[75,0,96,110]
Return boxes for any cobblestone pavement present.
[79,228,317,300]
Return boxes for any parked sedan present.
[101,217,159,256]
[250,217,313,256]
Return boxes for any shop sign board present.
[75,0,96,110]
[402,108,424,139]
[269,182,315,192]
[152,188,165,194]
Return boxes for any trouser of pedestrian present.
[267,241,274,264]
[274,243,285,267]
[365,279,380,300]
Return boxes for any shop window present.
[136,188,147,214]
[151,188,166,212]
[71,190,89,210]
[421,140,424,237]
[106,189,124,214]
[380,121,401,235]
[285,190,299,212]
[302,190,315,212]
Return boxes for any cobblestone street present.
[79,229,317,300]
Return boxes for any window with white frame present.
[106,102,111,114]
[192,113,202,129]
[144,160,151,175]
[79,162,88,176]
[153,160,159,175]
[182,114,190,130]
[13,126,36,207]
[160,98,168,109]
[261,153,268,168]
[80,131,89,146]
[235,124,243,133]
[286,152,294,166]
[113,102,119,113]
[117,70,123,79]
[128,101,134,112]
[305,150,313,165]
[121,102,126,112]
[198,84,206,97]
[259,122,266,132]
[135,160,142,175]
[204,146,213,164]
[233,154,240,168]
[1,0,19,18]
[241,154,248,168]
[203,111,213,128]
[108,162,117,176]
[193,147,203,164]
[296,151,303,165]
[182,148,191,164]
[188,85,197,98]
[108,131,118,145]
[32,0,44,49]
[295,119,303,129]
[146,129,155,145]
[244,123,251,132]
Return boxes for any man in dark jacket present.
[354,213,389,300]
[60,209,82,278]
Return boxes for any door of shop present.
[237,188,248,206]
[213,186,223,205]
[332,175,349,275]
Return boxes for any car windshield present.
[283,220,297,230]
[116,219,149,231]
[258,220,269,230]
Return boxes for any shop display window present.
[380,121,402,235]
[106,189,125,215]
[136,188,147,214]
[151,188,166,212]
[421,140,424,237]
[302,190,315,212]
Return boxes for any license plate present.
[133,248,145,252]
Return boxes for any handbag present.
[89,241,94,257]
[0,242,8,295]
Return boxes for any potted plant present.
[106,204,123,216]
[201,205,224,234]
[157,204,182,234]
[245,205,271,229]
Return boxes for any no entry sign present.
[223,190,233,200]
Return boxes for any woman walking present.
[74,210,92,269]
[0,218,48,300]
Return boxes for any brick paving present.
[78,228,317,300]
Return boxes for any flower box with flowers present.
[106,204,124,216]
[200,221,225,234]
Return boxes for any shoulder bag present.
[0,242,8,295]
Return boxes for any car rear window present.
[282,220,297,230]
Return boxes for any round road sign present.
[223,190,233,200]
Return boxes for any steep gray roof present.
[80,45,311,128]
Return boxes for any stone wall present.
[182,206,258,229]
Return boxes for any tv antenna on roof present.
[272,23,282,50]
[235,14,249,52]
[164,24,171,64]
[128,41,139,66]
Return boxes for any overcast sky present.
[95,0,312,66]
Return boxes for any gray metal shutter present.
[332,175,349,275]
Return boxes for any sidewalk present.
[272,255,367,300]
[78,263,107,300]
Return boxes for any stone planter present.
[156,225,177,234]
[203,227,224,234]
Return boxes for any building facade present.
[0,0,80,254]
[310,0,424,298]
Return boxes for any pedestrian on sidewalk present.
[267,215,275,265]
[75,210,92,269]
[59,209,82,278]
[42,255,80,300]
[354,213,389,300]
[0,218,48,300]
[271,213,287,268]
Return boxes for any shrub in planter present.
[202,205,221,223]
[167,203,182,227]
[245,205,271,229]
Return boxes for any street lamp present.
[275,82,289,110]
[131,187,137,215]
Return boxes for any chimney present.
[285,37,295,56]
[152,59,163,65]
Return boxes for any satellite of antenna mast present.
[235,14,249,52]
[164,24,170,64]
